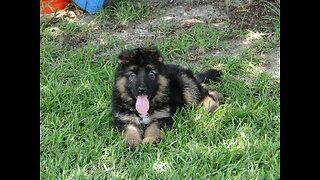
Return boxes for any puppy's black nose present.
[138,87,147,94]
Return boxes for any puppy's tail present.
[195,69,223,84]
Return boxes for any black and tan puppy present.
[111,47,224,147]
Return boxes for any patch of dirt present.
[228,0,280,31]
[160,4,228,23]
[57,33,89,49]
[86,2,230,48]
[261,47,280,79]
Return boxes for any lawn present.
[40,0,280,179]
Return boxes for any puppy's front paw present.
[124,124,142,147]
[126,137,142,147]
[142,136,161,144]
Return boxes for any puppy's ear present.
[117,49,138,64]
[148,46,163,63]
[117,58,127,64]
[117,50,129,64]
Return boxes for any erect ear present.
[148,46,163,63]
[117,51,129,64]
[117,48,137,65]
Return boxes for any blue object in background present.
[73,0,105,14]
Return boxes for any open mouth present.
[135,95,150,114]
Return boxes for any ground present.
[42,0,279,79]
[40,0,280,179]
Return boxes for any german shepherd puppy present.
[112,47,224,147]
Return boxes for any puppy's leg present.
[200,90,224,112]
[124,124,142,147]
[143,122,162,144]
[209,90,224,104]
[201,95,219,112]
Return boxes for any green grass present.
[40,1,280,179]
[92,0,152,25]
[156,23,233,60]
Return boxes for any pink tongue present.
[135,95,149,114]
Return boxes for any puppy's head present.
[116,47,166,114]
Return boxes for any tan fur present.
[152,75,169,103]
[115,113,140,125]
[146,64,156,70]
[149,107,170,120]
[124,124,142,147]
[118,59,126,64]
[200,90,224,112]
[183,90,198,107]
[128,65,138,71]
[208,90,224,105]
[143,123,162,144]
[181,74,200,106]
[200,96,219,112]
[116,77,133,102]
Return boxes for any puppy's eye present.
[129,72,136,79]
[148,71,156,80]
